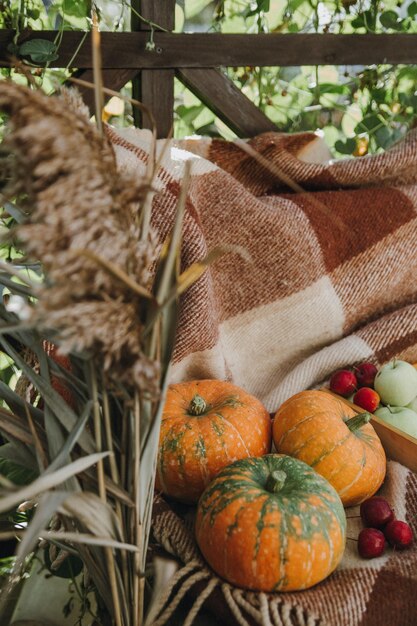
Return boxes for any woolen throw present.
[107,125,417,626]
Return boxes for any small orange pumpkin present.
[273,390,386,507]
[156,379,272,503]
[196,454,346,592]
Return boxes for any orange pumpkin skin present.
[156,379,272,503]
[273,390,386,507]
[196,454,346,592]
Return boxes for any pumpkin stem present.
[188,394,207,416]
[265,470,287,493]
[345,412,371,432]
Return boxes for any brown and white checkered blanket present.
[107,126,417,626]
[109,126,417,410]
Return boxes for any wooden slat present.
[3,31,417,68]
[178,68,277,137]
[73,67,276,137]
[137,69,174,136]
[132,1,175,137]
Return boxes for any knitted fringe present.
[150,508,324,626]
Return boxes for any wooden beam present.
[132,1,175,137]
[72,66,277,137]
[177,68,277,137]
[3,31,417,68]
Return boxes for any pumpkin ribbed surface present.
[156,379,271,503]
[195,454,346,592]
[273,390,386,507]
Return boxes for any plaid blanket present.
[107,126,417,626]
[108,127,417,410]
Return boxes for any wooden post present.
[132,1,175,138]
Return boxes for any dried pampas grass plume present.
[0,81,160,394]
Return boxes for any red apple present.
[353,387,380,413]
[358,528,386,558]
[360,497,395,528]
[355,362,378,388]
[330,369,357,397]
[384,520,413,550]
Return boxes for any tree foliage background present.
[1,0,417,156]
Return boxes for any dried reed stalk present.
[0,78,192,626]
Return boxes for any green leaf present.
[63,0,90,18]
[318,83,350,95]
[352,9,376,30]
[0,451,110,514]
[258,0,270,11]
[27,8,41,20]
[4,202,27,225]
[194,123,221,137]
[351,15,365,28]
[176,104,205,124]
[0,352,12,370]
[354,114,382,134]
[397,66,417,80]
[18,39,59,64]
[0,443,38,473]
[408,1,417,17]
[288,0,308,11]
[399,92,417,108]
[334,138,356,154]
[0,454,37,486]
[380,10,403,30]
[371,87,387,104]
[374,126,392,149]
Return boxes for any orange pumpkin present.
[156,379,272,503]
[196,454,346,592]
[273,390,386,507]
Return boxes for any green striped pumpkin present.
[195,454,346,592]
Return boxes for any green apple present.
[374,406,417,439]
[374,360,417,406]
[406,396,417,413]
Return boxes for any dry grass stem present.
[0,75,230,626]
[0,80,161,396]
[91,8,104,137]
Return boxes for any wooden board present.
[322,389,417,473]
[131,0,175,137]
[178,68,278,137]
[3,32,417,68]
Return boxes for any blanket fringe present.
[151,506,324,626]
